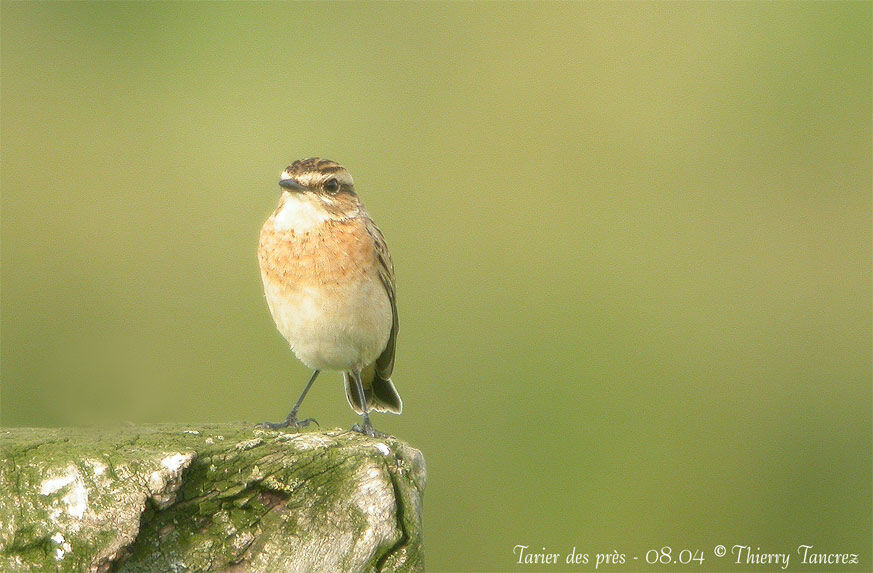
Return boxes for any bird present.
[256,158,400,437]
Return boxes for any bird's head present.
[275,158,361,222]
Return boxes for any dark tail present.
[344,365,402,415]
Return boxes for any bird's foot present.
[256,412,318,431]
[350,418,387,438]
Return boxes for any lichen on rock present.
[0,424,425,572]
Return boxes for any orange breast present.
[258,217,377,294]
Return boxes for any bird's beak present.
[279,178,305,191]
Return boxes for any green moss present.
[1,425,424,571]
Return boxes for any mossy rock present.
[0,424,425,572]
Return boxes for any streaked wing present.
[363,212,397,379]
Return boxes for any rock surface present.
[0,424,425,572]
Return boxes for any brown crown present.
[285,157,346,176]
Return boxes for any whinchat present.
[257,158,400,437]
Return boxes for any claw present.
[350,422,387,438]
[256,414,318,431]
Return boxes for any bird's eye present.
[324,178,340,193]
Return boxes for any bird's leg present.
[257,370,320,430]
[349,369,386,438]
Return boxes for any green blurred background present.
[2,2,870,571]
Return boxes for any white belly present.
[262,273,392,372]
